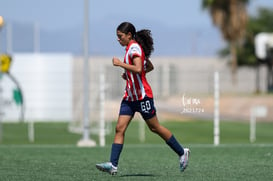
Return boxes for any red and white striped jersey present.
[123,40,153,101]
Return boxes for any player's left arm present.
[145,59,154,73]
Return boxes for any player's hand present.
[112,57,121,66]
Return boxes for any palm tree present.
[202,0,249,84]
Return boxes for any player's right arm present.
[112,56,142,74]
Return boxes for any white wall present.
[0,53,73,122]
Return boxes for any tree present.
[219,8,273,66]
[218,7,273,92]
[202,0,249,83]
[241,7,273,65]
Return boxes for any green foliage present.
[249,7,273,34]
[202,0,215,8]
[219,7,273,66]
[238,7,273,66]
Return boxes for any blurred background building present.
[0,0,272,126]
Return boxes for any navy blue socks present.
[110,136,183,167]
[166,135,184,156]
[110,143,123,167]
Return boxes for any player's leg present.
[138,97,184,155]
[96,115,132,175]
[96,100,134,175]
[145,115,183,153]
[111,115,133,166]
[145,115,190,172]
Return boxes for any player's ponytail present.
[117,22,154,59]
[135,29,154,59]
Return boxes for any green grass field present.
[0,120,273,180]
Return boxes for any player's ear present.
[127,32,133,40]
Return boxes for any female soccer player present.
[96,22,190,175]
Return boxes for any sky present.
[0,0,272,56]
[1,0,271,31]
[0,0,213,31]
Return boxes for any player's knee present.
[148,125,159,134]
[115,124,125,135]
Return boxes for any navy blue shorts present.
[119,97,156,120]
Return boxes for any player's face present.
[117,30,131,46]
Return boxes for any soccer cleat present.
[179,148,190,172]
[95,162,117,175]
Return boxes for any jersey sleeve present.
[129,43,142,59]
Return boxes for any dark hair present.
[117,22,154,59]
